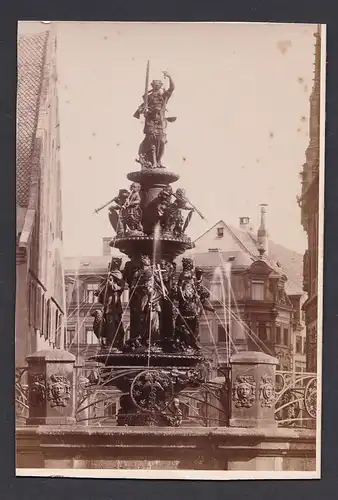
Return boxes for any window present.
[218,324,228,343]
[45,299,51,340]
[28,281,37,327]
[86,328,99,345]
[55,310,62,348]
[35,287,42,330]
[55,309,59,336]
[211,282,223,301]
[257,322,271,341]
[283,327,289,346]
[41,294,45,336]
[104,402,117,418]
[86,283,99,303]
[217,227,224,238]
[303,338,307,355]
[296,335,302,353]
[276,326,281,345]
[251,281,264,300]
[295,363,302,373]
[180,401,190,419]
[66,328,75,346]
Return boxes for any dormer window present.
[251,280,265,300]
[217,227,224,238]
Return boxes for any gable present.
[193,220,249,254]
[194,220,303,296]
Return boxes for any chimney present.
[257,204,268,257]
[239,216,251,231]
[102,237,112,256]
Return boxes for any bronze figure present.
[134,69,176,168]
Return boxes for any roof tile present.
[17,31,49,207]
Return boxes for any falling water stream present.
[147,223,162,367]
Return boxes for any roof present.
[229,224,303,295]
[177,249,254,269]
[194,220,303,296]
[17,31,49,208]
[64,254,129,275]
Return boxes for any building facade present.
[187,213,306,373]
[16,26,66,366]
[64,238,129,364]
[298,26,321,373]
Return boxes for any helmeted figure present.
[134,71,176,167]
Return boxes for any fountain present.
[90,63,214,426]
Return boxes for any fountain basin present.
[90,350,205,368]
[111,234,194,259]
[127,168,179,185]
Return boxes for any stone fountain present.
[90,63,214,426]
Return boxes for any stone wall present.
[16,425,316,472]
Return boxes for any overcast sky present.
[21,22,320,257]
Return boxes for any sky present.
[22,21,320,257]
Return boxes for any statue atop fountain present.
[134,62,176,169]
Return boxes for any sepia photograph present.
[15,21,325,479]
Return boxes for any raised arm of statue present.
[163,71,175,97]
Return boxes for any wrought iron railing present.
[274,370,317,427]
[73,364,230,427]
[15,366,29,423]
[15,365,317,428]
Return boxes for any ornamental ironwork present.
[130,369,174,413]
[275,370,317,427]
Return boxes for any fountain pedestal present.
[229,352,278,428]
